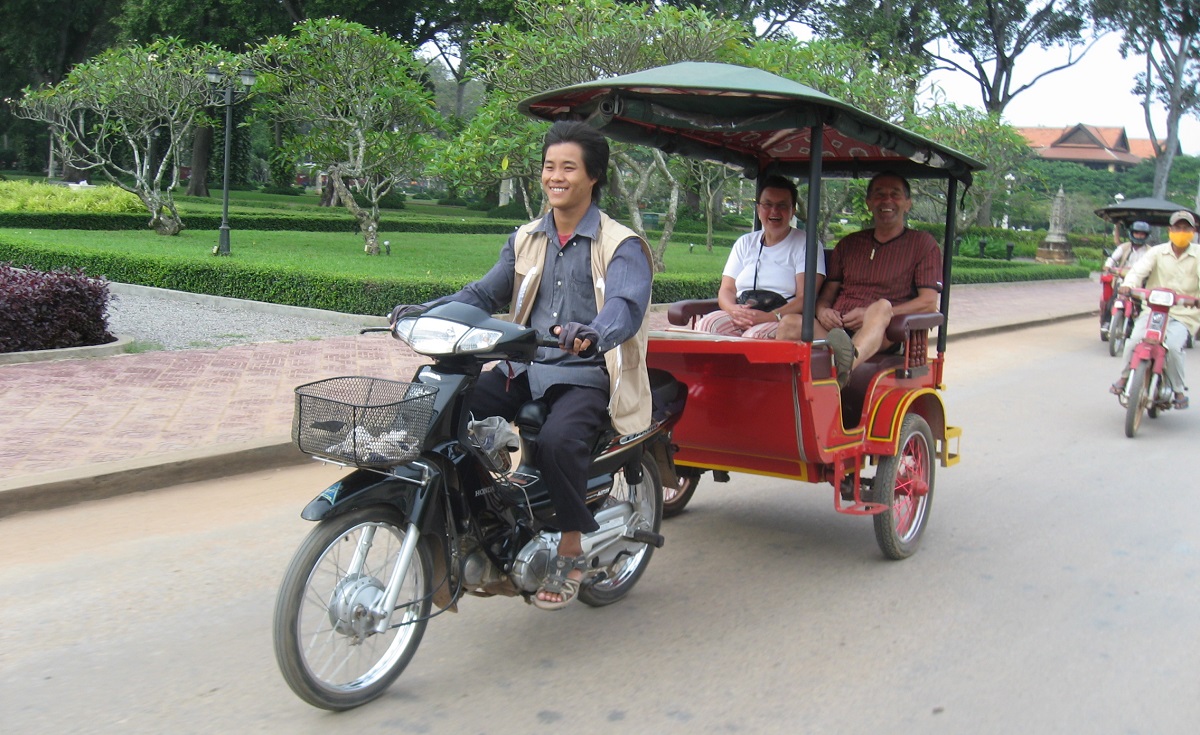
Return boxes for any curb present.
[0,437,307,519]
[0,308,1097,517]
[0,334,135,366]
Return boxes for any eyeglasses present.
[756,200,792,212]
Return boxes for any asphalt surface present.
[0,278,1099,517]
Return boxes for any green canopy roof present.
[520,62,985,185]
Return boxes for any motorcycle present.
[275,301,686,710]
[1116,287,1199,437]
[1104,268,1140,357]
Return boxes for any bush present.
[260,185,304,196]
[352,188,406,210]
[487,200,531,220]
[0,211,522,234]
[0,263,114,353]
[0,180,143,214]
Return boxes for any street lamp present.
[1002,172,1015,230]
[206,67,256,256]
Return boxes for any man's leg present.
[534,384,610,606]
[1163,319,1189,405]
[849,299,894,368]
[465,366,532,423]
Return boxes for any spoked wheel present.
[662,466,701,518]
[1108,313,1127,356]
[274,506,432,710]
[579,456,663,607]
[1124,362,1151,438]
[870,414,935,560]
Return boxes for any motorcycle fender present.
[300,465,431,522]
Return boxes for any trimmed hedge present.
[0,211,524,234]
[0,234,1091,315]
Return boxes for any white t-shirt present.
[722,227,825,299]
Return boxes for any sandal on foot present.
[532,554,587,611]
[826,328,857,389]
[1173,394,1189,410]
[1110,381,1125,396]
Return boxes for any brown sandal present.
[532,554,587,611]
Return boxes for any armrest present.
[667,298,720,327]
[884,312,943,344]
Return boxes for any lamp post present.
[206,67,256,256]
[1002,172,1015,229]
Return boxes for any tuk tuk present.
[521,62,984,559]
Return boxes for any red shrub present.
[0,263,114,353]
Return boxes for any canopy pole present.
[801,122,825,344]
[938,177,959,354]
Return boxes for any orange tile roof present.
[1016,124,1163,166]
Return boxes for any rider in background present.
[1110,211,1200,409]
[1101,220,1153,332]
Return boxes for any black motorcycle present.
[274,302,686,710]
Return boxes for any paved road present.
[3,319,1196,734]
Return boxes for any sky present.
[923,33,1200,156]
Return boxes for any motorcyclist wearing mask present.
[1101,220,1153,331]
[1110,211,1200,409]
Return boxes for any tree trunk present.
[329,170,381,255]
[187,126,212,198]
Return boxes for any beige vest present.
[507,212,653,434]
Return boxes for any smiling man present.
[393,120,653,610]
[779,172,942,388]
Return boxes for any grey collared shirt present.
[445,204,652,398]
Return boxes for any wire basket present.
[292,376,438,468]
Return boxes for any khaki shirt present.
[1121,242,1200,334]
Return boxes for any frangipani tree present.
[14,38,226,235]
[253,18,443,255]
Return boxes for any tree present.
[14,38,227,235]
[450,0,749,270]
[810,0,944,103]
[1093,0,1200,199]
[932,1,1097,115]
[907,103,1034,228]
[254,18,443,255]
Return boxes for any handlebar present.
[1124,287,1200,308]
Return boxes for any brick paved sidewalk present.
[0,279,1097,512]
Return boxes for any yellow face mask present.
[1169,231,1194,248]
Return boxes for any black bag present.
[736,289,788,312]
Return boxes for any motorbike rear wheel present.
[870,413,935,560]
[662,465,701,518]
[274,506,432,710]
[579,456,663,607]
[1108,312,1127,357]
[1124,362,1151,438]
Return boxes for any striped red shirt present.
[827,228,943,313]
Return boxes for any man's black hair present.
[757,175,799,208]
[543,120,609,204]
[867,171,911,198]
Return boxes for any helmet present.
[1130,220,1151,243]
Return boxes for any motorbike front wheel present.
[1124,362,1151,438]
[579,456,663,607]
[274,506,432,710]
[870,413,935,560]
[1108,312,1127,357]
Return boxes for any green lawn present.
[0,227,730,280]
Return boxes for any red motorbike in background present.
[1116,287,1199,438]
[1104,267,1140,357]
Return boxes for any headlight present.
[1148,289,1176,307]
[393,316,502,355]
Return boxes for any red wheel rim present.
[891,433,930,539]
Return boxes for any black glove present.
[389,303,426,325]
[556,322,600,358]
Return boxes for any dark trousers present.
[467,367,608,534]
